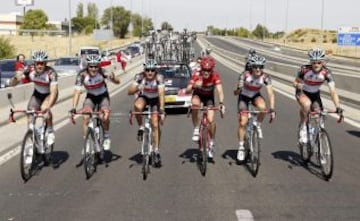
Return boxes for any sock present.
[47,126,54,133]
[104,131,110,139]
[239,141,244,149]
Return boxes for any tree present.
[0,37,15,59]
[87,2,99,21]
[76,2,84,18]
[160,21,173,31]
[21,9,48,31]
[252,24,269,39]
[131,13,153,37]
[102,6,131,38]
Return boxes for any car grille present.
[166,101,185,105]
[165,88,179,95]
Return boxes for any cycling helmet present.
[248,48,256,56]
[200,56,215,71]
[249,54,266,66]
[308,48,325,61]
[32,50,48,62]
[200,48,212,57]
[86,54,102,65]
[144,59,157,69]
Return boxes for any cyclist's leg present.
[296,91,311,125]
[253,94,266,123]
[149,99,160,151]
[99,93,111,132]
[82,96,95,138]
[310,91,323,112]
[205,97,216,140]
[26,93,41,129]
[237,95,249,161]
[191,94,201,127]
[134,96,146,127]
[41,92,58,131]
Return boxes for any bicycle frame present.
[129,106,160,179]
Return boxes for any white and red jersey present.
[190,70,222,96]
[296,65,335,93]
[75,69,108,96]
[134,73,165,99]
[28,67,58,94]
[239,71,272,98]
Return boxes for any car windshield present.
[159,65,190,78]
[0,60,16,72]
[80,49,100,55]
[55,58,80,66]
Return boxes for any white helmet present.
[86,54,102,65]
[308,48,326,61]
[32,50,48,62]
[249,54,266,66]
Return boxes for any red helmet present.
[200,57,215,71]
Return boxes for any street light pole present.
[68,0,72,56]
[321,0,324,30]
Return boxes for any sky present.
[1,0,359,33]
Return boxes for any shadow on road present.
[347,130,360,138]
[51,151,69,169]
[179,148,199,164]
[128,152,142,168]
[272,149,328,181]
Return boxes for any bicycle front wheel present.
[84,129,96,179]
[199,126,208,176]
[20,130,35,182]
[141,128,151,180]
[317,129,333,180]
[249,127,260,177]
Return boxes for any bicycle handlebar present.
[128,110,161,125]
[8,108,47,123]
[309,110,344,123]
[187,105,224,118]
[68,109,104,125]
[239,109,274,123]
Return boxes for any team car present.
[157,60,192,110]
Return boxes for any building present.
[0,13,23,35]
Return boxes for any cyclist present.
[293,48,343,144]
[70,54,120,151]
[234,54,275,161]
[11,50,58,149]
[244,48,257,72]
[127,59,166,167]
[182,56,225,159]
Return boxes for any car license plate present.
[165,96,176,102]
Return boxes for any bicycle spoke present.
[84,130,96,179]
[20,130,35,181]
[318,130,333,180]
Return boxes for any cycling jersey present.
[238,71,272,98]
[190,71,221,96]
[134,73,165,99]
[28,67,58,94]
[296,65,335,93]
[74,69,108,96]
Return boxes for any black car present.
[157,60,192,110]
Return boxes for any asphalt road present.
[0,45,359,221]
[206,37,360,94]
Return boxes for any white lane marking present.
[236,209,254,221]
[0,77,134,167]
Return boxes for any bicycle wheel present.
[20,130,35,181]
[43,128,54,166]
[142,128,151,180]
[199,126,208,176]
[248,127,260,177]
[84,129,96,179]
[317,129,334,180]
[298,124,311,162]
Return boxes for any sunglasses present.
[252,65,264,69]
[88,65,99,69]
[145,68,156,72]
[35,62,45,66]
[311,61,322,65]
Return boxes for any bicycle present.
[297,109,343,180]
[189,105,223,176]
[239,105,273,177]
[129,106,161,180]
[9,108,54,182]
[70,109,105,180]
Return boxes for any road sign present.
[337,33,360,46]
[15,0,34,6]
[337,26,360,46]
